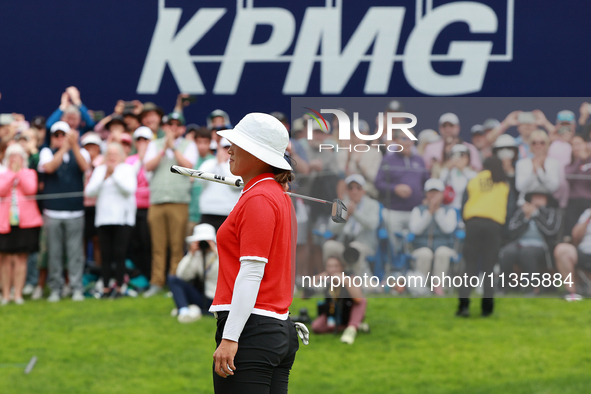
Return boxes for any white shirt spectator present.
[176,249,219,300]
[515,157,562,204]
[409,206,457,235]
[198,158,241,216]
[576,209,591,255]
[84,163,137,226]
[38,146,91,219]
[439,167,477,210]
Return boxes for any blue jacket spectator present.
[46,87,96,136]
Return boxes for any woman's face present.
[530,137,548,157]
[227,143,262,177]
[571,136,589,159]
[105,146,122,167]
[9,153,23,169]
[325,257,343,276]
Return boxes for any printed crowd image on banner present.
[289,97,591,298]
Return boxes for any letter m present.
[137,6,226,94]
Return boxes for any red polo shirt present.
[210,173,294,319]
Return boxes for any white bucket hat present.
[217,113,291,171]
[186,223,216,244]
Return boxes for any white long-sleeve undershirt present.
[221,259,266,342]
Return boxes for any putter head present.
[331,199,347,223]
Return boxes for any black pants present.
[213,311,299,394]
[167,275,212,314]
[200,214,228,232]
[98,225,133,287]
[499,243,546,285]
[129,209,151,280]
[459,218,502,300]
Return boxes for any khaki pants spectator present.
[412,246,456,288]
[148,203,188,287]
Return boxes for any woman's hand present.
[213,339,238,378]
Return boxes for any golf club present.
[170,165,347,223]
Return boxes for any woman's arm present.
[0,171,17,197]
[17,170,38,196]
[84,165,107,197]
[110,164,137,197]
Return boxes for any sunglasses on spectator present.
[136,137,149,142]
[53,131,66,138]
[531,140,546,146]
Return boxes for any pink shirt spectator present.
[126,154,150,209]
[0,169,43,234]
[422,140,482,171]
[548,140,572,168]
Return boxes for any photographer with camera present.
[311,255,368,345]
[168,223,219,323]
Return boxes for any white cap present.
[209,139,218,150]
[81,132,102,147]
[50,121,71,134]
[439,113,459,125]
[218,113,291,170]
[219,137,231,148]
[345,174,366,188]
[451,144,469,155]
[417,129,440,144]
[133,126,154,140]
[424,178,445,192]
[493,134,517,148]
[186,223,216,244]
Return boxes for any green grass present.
[1,296,591,393]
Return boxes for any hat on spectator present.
[4,143,28,165]
[32,116,46,129]
[271,112,288,124]
[439,113,459,126]
[50,121,70,134]
[483,118,500,130]
[14,132,28,142]
[386,100,405,112]
[291,118,305,134]
[424,178,445,192]
[524,191,558,209]
[357,119,370,134]
[219,138,231,148]
[207,109,232,130]
[186,223,216,244]
[186,123,200,133]
[81,132,102,147]
[133,126,154,140]
[557,110,575,124]
[345,174,366,188]
[417,129,440,145]
[217,112,291,171]
[451,144,469,155]
[105,115,126,130]
[167,111,185,126]
[209,139,218,150]
[140,102,164,120]
[492,134,517,149]
[120,133,133,145]
[470,124,485,135]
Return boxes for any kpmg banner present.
[0,0,589,121]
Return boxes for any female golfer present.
[210,113,299,393]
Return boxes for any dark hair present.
[272,166,294,190]
[483,155,508,183]
[194,127,211,140]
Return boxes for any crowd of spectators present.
[1,92,591,320]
